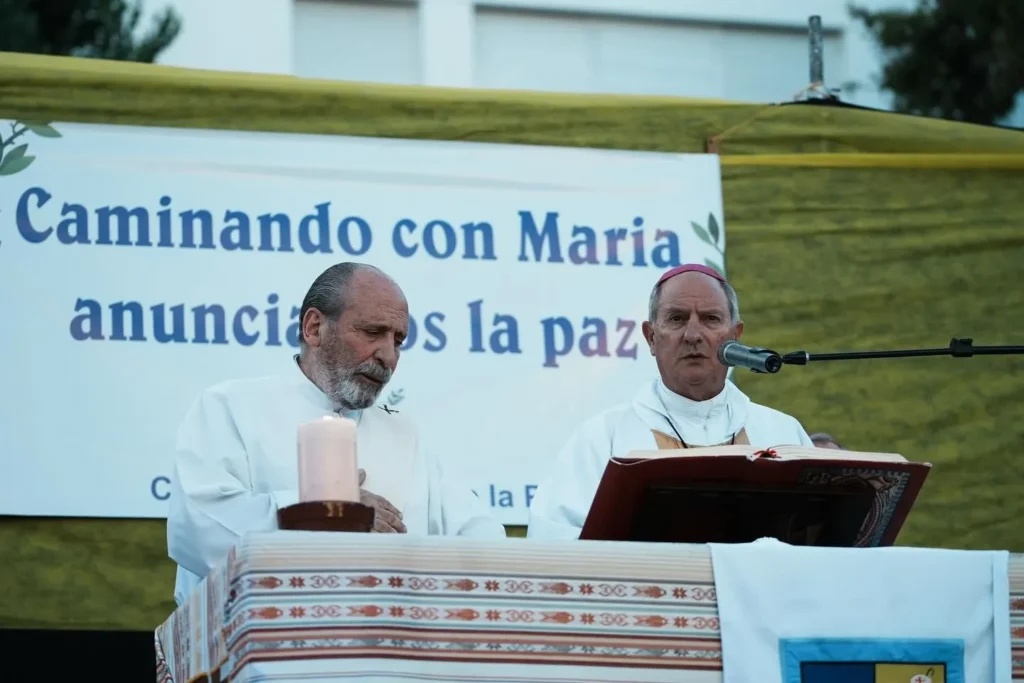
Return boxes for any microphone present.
[717,340,783,374]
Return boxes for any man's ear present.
[733,320,744,341]
[641,321,656,355]
[301,309,325,348]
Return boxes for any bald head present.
[642,270,744,401]
[649,271,740,324]
[299,263,401,345]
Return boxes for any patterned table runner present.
[156,532,1024,682]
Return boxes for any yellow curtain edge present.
[721,153,1024,169]
[0,51,752,110]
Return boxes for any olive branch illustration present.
[379,388,406,414]
[0,120,62,177]
[690,212,725,276]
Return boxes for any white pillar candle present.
[296,415,360,503]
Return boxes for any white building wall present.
[293,0,421,84]
[150,0,1020,125]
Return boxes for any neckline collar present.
[655,378,730,421]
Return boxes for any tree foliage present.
[0,0,182,63]
[850,0,1024,125]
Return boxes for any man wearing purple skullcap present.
[527,264,814,540]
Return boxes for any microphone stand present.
[778,337,1024,370]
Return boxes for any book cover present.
[579,448,931,547]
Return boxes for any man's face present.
[311,272,409,410]
[641,272,742,400]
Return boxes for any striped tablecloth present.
[155,532,1024,682]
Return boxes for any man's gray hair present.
[648,276,740,323]
[299,262,388,348]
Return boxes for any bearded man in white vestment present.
[168,263,505,605]
[527,263,814,540]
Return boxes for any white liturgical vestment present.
[168,358,505,605]
[527,378,814,540]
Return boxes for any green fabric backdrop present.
[1,52,1022,632]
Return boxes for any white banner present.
[0,120,725,524]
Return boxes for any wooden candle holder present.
[277,501,375,532]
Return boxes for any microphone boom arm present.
[781,337,1024,367]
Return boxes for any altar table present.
[156,532,1024,682]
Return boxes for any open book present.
[578,445,931,547]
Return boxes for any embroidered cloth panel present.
[155,532,1024,683]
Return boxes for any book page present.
[616,444,908,464]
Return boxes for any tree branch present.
[2,124,27,150]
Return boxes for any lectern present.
[579,444,931,546]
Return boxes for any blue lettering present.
[16,186,52,243]
[152,304,186,343]
[57,203,89,244]
[257,213,292,252]
[233,306,259,346]
[652,228,681,268]
[468,300,485,353]
[630,218,647,266]
[95,205,151,246]
[191,304,228,344]
[524,485,537,507]
[537,316,641,366]
[567,225,598,264]
[156,196,174,247]
[392,218,417,257]
[391,218,496,260]
[337,216,371,255]
[8,193,516,262]
[423,220,457,259]
[616,319,639,359]
[422,312,447,352]
[220,210,249,250]
[604,227,627,266]
[460,221,496,260]
[264,294,282,346]
[69,298,104,341]
[181,209,216,249]
[151,476,171,501]
[466,301,520,354]
[579,317,608,357]
[401,313,447,352]
[285,309,302,347]
[109,301,147,341]
[518,210,563,263]
[67,295,354,349]
[540,316,573,368]
[298,202,332,254]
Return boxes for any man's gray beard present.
[315,358,392,411]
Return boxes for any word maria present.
[69,297,643,367]
[14,187,688,267]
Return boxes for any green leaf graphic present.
[690,221,712,245]
[4,144,28,164]
[708,213,720,243]
[0,155,35,176]
[703,258,725,277]
[22,122,61,138]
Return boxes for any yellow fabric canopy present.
[0,52,1021,632]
